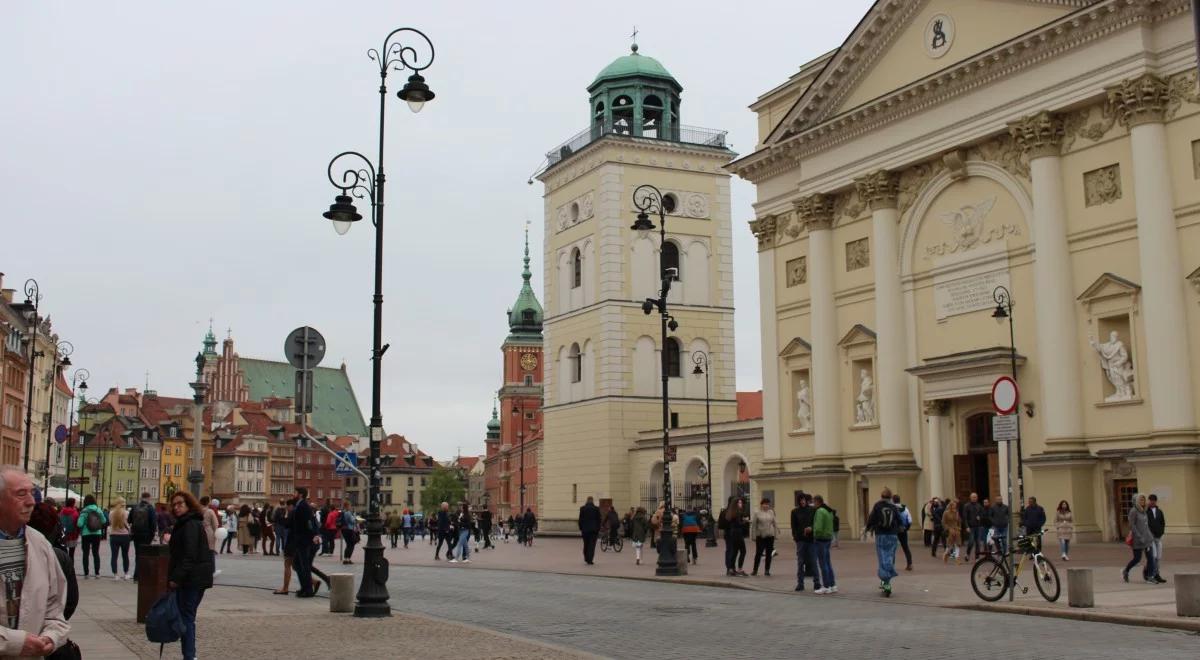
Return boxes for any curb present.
[392,561,760,592]
[953,602,1200,633]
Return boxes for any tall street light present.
[630,183,683,576]
[41,339,73,492]
[17,279,41,473]
[320,26,435,619]
[691,351,717,548]
[65,369,89,496]
[511,402,527,514]
[992,284,1022,602]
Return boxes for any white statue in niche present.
[795,379,812,431]
[1090,331,1136,402]
[855,369,875,425]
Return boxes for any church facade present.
[731,0,1200,543]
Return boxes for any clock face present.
[520,353,538,371]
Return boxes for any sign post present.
[991,375,1020,602]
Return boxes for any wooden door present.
[987,453,1000,502]
[1113,479,1137,540]
[953,455,972,502]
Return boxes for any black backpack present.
[85,509,105,533]
[131,503,153,536]
[878,503,902,534]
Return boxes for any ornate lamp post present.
[630,183,682,576]
[17,279,41,473]
[691,351,717,547]
[40,340,73,492]
[65,370,88,496]
[992,284,1022,602]
[319,27,435,618]
[510,402,529,514]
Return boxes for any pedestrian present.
[0,466,71,657]
[963,492,986,560]
[451,503,474,564]
[1123,494,1160,585]
[59,497,80,564]
[321,503,338,555]
[812,495,837,594]
[989,496,1010,556]
[237,504,254,554]
[434,502,453,560]
[129,491,157,580]
[339,501,359,565]
[679,506,701,565]
[789,493,819,591]
[929,497,945,558]
[1020,497,1046,550]
[648,504,662,550]
[920,497,935,547]
[386,509,401,548]
[28,501,79,621]
[403,509,415,548]
[272,499,288,556]
[892,494,913,571]
[273,499,299,595]
[199,496,220,578]
[750,497,778,577]
[107,496,133,580]
[480,507,493,550]
[521,507,537,546]
[221,505,237,554]
[866,487,902,597]
[604,505,621,549]
[942,500,963,564]
[1147,494,1166,582]
[260,502,276,555]
[77,493,107,578]
[630,507,649,565]
[578,496,601,565]
[288,487,323,599]
[167,490,215,660]
[1054,500,1074,561]
[721,497,749,577]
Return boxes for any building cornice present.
[541,135,735,194]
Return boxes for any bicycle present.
[970,530,1060,602]
[599,533,624,553]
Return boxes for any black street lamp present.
[65,370,88,497]
[41,339,73,493]
[992,284,1023,602]
[320,27,435,619]
[691,351,718,548]
[630,183,683,576]
[17,279,41,473]
[510,403,527,514]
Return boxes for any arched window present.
[665,337,681,378]
[661,241,680,281]
[569,343,582,383]
[643,94,663,138]
[613,95,633,135]
[571,247,582,289]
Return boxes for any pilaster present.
[795,193,841,463]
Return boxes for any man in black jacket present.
[480,507,494,549]
[578,496,602,564]
[434,502,452,560]
[989,496,1010,555]
[1147,494,1166,582]
[1020,497,1047,550]
[866,488,901,596]
[288,487,318,597]
[962,493,986,559]
[790,492,821,592]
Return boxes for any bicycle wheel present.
[614,537,623,553]
[1033,555,1061,602]
[971,555,1009,602]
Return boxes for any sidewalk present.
[68,573,589,659]
[331,532,1200,629]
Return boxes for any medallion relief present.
[555,191,595,232]
[786,256,807,287]
[1083,164,1122,207]
[922,196,1020,259]
[845,238,869,271]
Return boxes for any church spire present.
[506,221,543,339]
[202,318,218,358]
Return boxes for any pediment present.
[1188,265,1200,292]
[765,0,1093,146]
[779,337,812,358]
[1077,272,1140,304]
[838,323,877,347]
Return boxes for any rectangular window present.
[385,477,392,487]
[70,456,79,470]
[407,490,414,506]
[175,464,181,477]
[524,375,534,386]
[670,412,679,428]
[317,488,323,498]
[127,479,134,492]
[237,480,243,492]
[140,468,147,479]
[408,476,413,486]
[572,483,578,503]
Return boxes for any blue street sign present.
[54,425,68,444]
[334,451,358,476]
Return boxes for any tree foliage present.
[420,465,466,513]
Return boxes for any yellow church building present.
[730,0,1200,543]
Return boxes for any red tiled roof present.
[329,436,356,451]
[55,372,72,397]
[455,455,481,470]
[140,395,173,425]
[736,391,763,421]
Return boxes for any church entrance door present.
[953,413,999,502]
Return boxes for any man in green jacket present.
[812,495,836,594]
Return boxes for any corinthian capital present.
[854,171,901,211]
[1107,74,1170,129]
[793,193,836,232]
[1008,111,1065,160]
[748,214,778,251]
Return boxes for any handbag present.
[46,640,82,660]
[1125,531,1133,546]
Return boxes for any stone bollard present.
[1176,574,1200,617]
[329,573,355,613]
[1067,568,1094,608]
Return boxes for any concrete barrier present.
[1067,568,1093,608]
[329,573,355,613]
[1177,573,1200,617]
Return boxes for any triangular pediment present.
[838,323,877,347]
[765,0,1094,146]
[1188,265,1200,288]
[1077,272,1140,303]
[779,337,812,358]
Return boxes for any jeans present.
[875,533,899,583]
[970,527,988,556]
[795,541,820,589]
[683,533,698,561]
[1151,538,1163,575]
[897,530,913,568]
[321,529,335,555]
[220,532,235,554]
[343,531,358,560]
[1059,538,1070,557]
[815,539,835,587]
[292,539,314,594]
[991,527,1008,555]
[1125,547,1157,580]
[176,586,205,660]
[457,529,471,560]
[752,536,775,574]
[276,528,288,554]
[109,535,131,575]
[80,535,101,575]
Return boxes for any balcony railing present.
[545,120,728,168]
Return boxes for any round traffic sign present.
[54,425,68,444]
[284,326,326,369]
[991,376,1019,415]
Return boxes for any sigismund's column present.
[1008,111,1085,450]
[795,193,842,462]
[1108,74,1197,444]
[855,171,911,458]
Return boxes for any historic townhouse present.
[731,0,1200,543]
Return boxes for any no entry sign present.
[991,376,1019,415]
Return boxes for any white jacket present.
[0,526,69,659]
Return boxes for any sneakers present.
[882,581,893,597]
[462,559,471,564]
[829,585,839,594]
[1155,575,1168,584]
[448,558,459,563]
[1144,577,1158,585]
[1122,569,1130,583]
[815,587,830,595]
[113,575,122,581]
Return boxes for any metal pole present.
[1007,299,1024,510]
[518,403,525,513]
[703,357,716,547]
[655,207,679,577]
[1192,0,1199,77]
[21,281,40,473]
[42,351,58,493]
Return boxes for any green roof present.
[238,358,367,437]
[590,45,678,89]
[506,225,543,341]
[486,402,501,437]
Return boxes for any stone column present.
[1008,112,1085,449]
[856,171,911,458]
[1109,74,1198,443]
[795,194,841,461]
[923,400,949,500]
[749,215,782,461]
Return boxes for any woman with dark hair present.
[721,498,749,577]
[168,490,214,660]
[237,504,254,554]
[1055,500,1075,561]
[78,493,107,578]
[28,501,79,620]
[59,497,80,563]
[452,502,474,563]
[750,497,779,576]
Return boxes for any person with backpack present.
[629,507,650,565]
[167,490,215,660]
[866,487,902,597]
[679,506,702,565]
[892,494,914,571]
[339,502,359,564]
[452,502,475,564]
[78,494,107,578]
[107,496,133,580]
[130,492,157,581]
[59,497,81,563]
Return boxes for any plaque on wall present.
[934,270,1011,321]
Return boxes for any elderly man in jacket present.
[0,466,69,658]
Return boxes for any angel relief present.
[923,196,1020,259]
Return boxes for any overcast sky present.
[2,1,871,460]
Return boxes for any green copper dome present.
[589,44,679,90]
[507,224,543,339]
[486,401,501,441]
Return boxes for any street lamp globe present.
[397,73,435,113]
[323,194,363,235]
